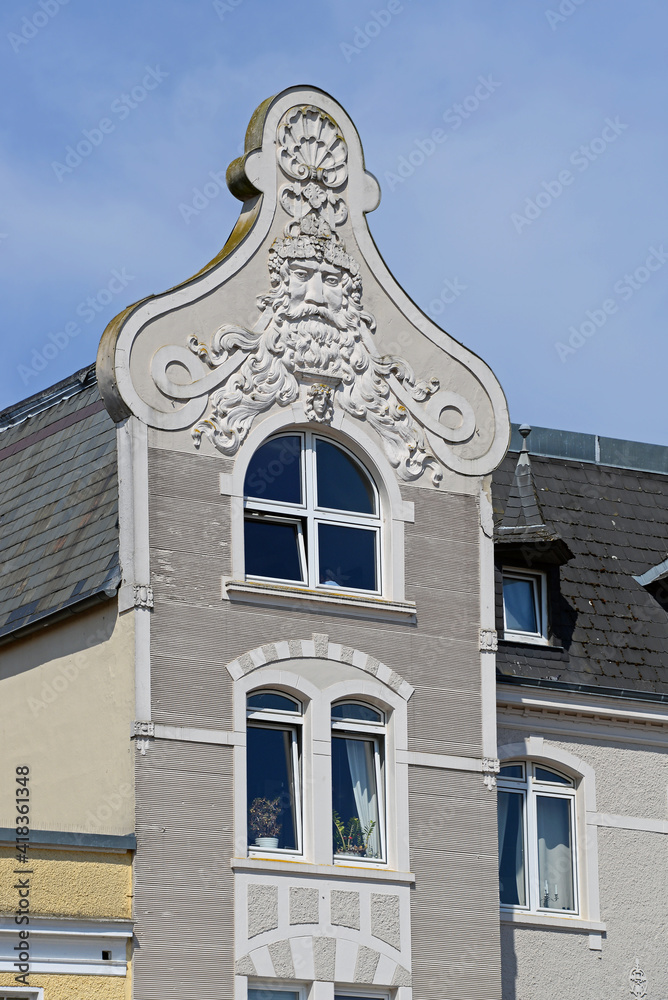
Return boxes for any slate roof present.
[0,366,119,641]
[493,437,668,696]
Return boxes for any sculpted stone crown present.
[96,87,510,481]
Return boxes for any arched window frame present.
[243,430,382,595]
[230,650,412,873]
[220,410,415,609]
[497,738,604,949]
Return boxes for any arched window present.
[246,690,302,854]
[243,432,381,593]
[331,700,385,863]
[498,761,577,914]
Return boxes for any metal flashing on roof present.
[510,423,668,476]
[634,557,668,588]
[0,364,97,431]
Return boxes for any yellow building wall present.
[0,972,130,1000]
[0,601,135,834]
[0,848,132,918]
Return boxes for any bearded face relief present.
[261,246,367,379]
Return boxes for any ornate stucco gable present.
[97,85,510,482]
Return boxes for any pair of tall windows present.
[246,691,385,862]
[498,762,577,914]
[243,432,381,594]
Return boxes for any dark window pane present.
[247,726,298,850]
[247,691,301,714]
[315,439,375,513]
[499,764,525,780]
[332,702,382,723]
[535,766,572,785]
[318,524,376,591]
[504,577,538,632]
[244,435,302,503]
[332,736,381,858]
[245,518,303,581]
[250,990,299,1000]
[498,790,526,906]
[536,795,575,910]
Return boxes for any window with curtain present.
[498,761,577,913]
[331,701,385,862]
[243,432,381,593]
[246,690,302,854]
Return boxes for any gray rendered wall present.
[497,726,668,1000]
[132,436,501,998]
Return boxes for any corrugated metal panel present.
[407,487,480,544]
[409,766,501,999]
[134,739,234,998]
[407,686,482,756]
[148,446,234,503]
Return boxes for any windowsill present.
[231,857,415,884]
[499,638,564,652]
[502,631,549,646]
[500,909,606,933]
[222,578,417,623]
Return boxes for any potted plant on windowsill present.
[249,796,282,849]
[333,812,377,858]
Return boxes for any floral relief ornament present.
[154,105,478,483]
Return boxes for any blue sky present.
[2,0,667,445]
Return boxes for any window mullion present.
[526,780,539,911]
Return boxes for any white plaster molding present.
[225,639,414,701]
[133,584,154,609]
[497,685,668,727]
[482,757,501,789]
[97,87,510,479]
[133,721,155,737]
[479,628,498,652]
[223,579,416,623]
[499,911,605,933]
[398,750,484,773]
[117,417,152,719]
[231,858,415,884]
[588,812,668,835]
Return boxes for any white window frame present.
[244,431,382,596]
[246,691,303,858]
[498,761,579,916]
[502,568,548,644]
[331,701,387,867]
[247,983,307,1000]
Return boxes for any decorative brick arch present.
[225,632,414,701]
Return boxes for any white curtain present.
[498,791,525,905]
[345,738,380,857]
[536,795,574,910]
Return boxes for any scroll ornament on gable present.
[151,105,479,484]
